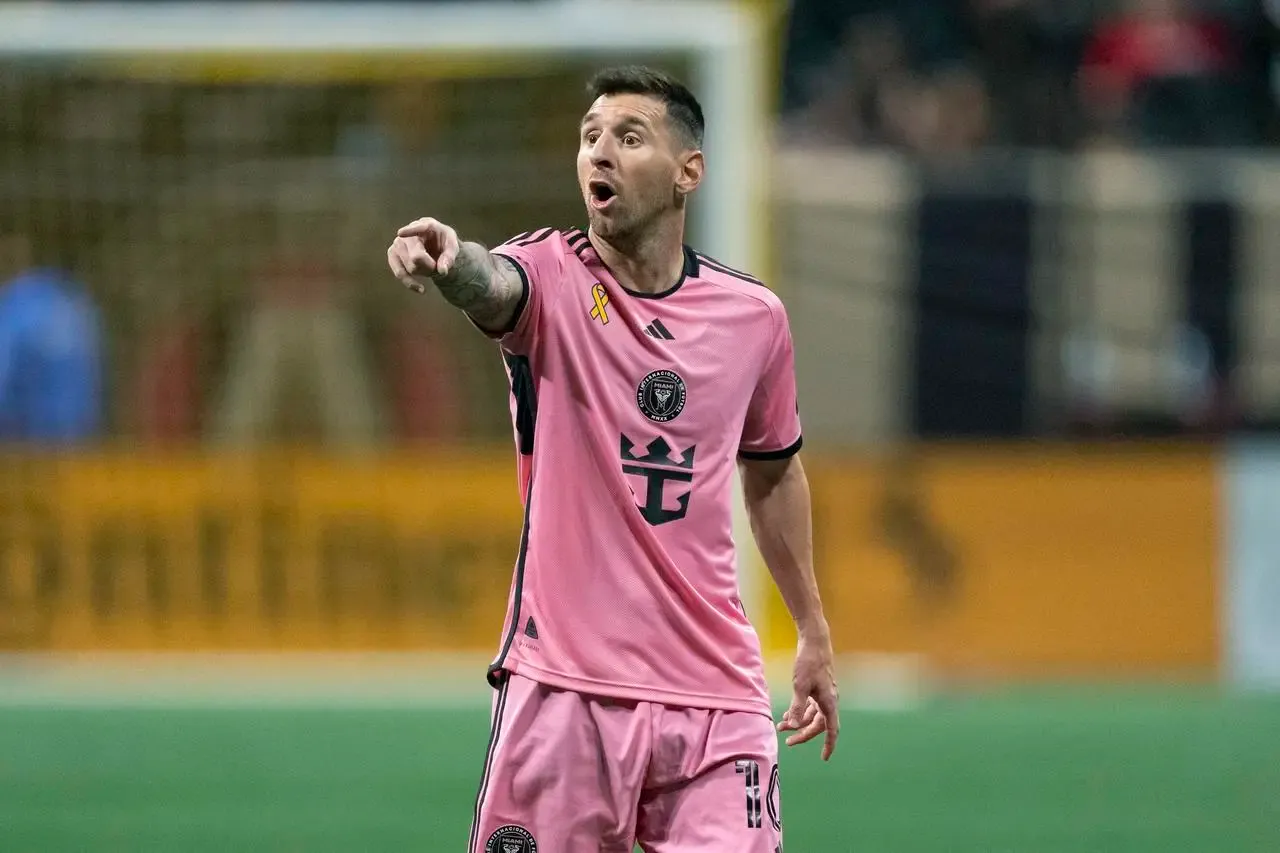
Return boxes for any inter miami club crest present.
[637,369,686,422]
[485,825,537,853]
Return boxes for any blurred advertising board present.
[765,445,1220,678]
[2,447,1221,682]
[0,452,522,651]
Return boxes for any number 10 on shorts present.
[735,760,782,835]
[735,760,763,829]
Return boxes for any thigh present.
[636,712,783,853]
[469,675,647,853]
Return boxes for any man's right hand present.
[385,217,525,333]
[778,628,840,761]
[387,217,461,294]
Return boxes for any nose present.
[588,136,616,170]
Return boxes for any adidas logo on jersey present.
[643,319,674,340]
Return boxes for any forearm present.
[741,457,828,640]
[432,241,521,331]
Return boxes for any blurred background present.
[1,0,1278,850]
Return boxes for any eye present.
[623,133,642,146]
[584,130,600,145]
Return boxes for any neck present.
[590,215,686,295]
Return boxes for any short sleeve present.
[484,227,566,356]
[739,301,803,460]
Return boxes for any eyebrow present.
[580,112,652,132]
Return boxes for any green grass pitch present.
[1,687,1277,852]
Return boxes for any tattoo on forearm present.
[432,243,513,325]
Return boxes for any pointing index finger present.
[397,218,437,238]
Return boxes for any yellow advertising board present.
[0,451,524,651]
[763,445,1220,676]
[1,446,1220,677]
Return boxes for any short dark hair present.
[586,65,705,150]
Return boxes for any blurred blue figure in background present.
[0,221,103,445]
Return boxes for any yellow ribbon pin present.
[589,283,610,325]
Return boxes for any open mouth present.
[588,180,617,209]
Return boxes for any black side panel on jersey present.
[486,227,556,689]
[487,474,533,687]
[502,352,537,455]
[488,354,536,687]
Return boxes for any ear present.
[675,149,704,197]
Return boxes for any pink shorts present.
[469,673,783,853]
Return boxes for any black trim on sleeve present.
[738,435,803,461]
[489,252,530,336]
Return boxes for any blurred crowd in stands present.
[779,0,1277,152]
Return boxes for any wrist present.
[796,616,830,644]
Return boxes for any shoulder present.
[689,249,786,317]
[490,228,585,291]
[493,227,584,258]
[491,229,588,287]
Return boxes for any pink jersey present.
[480,227,802,718]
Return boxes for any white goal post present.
[0,0,775,643]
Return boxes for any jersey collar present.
[581,230,699,301]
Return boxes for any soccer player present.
[386,66,837,853]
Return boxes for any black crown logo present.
[620,435,695,469]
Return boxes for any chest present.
[546,276,762,444]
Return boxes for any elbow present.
[740,453,806,503]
